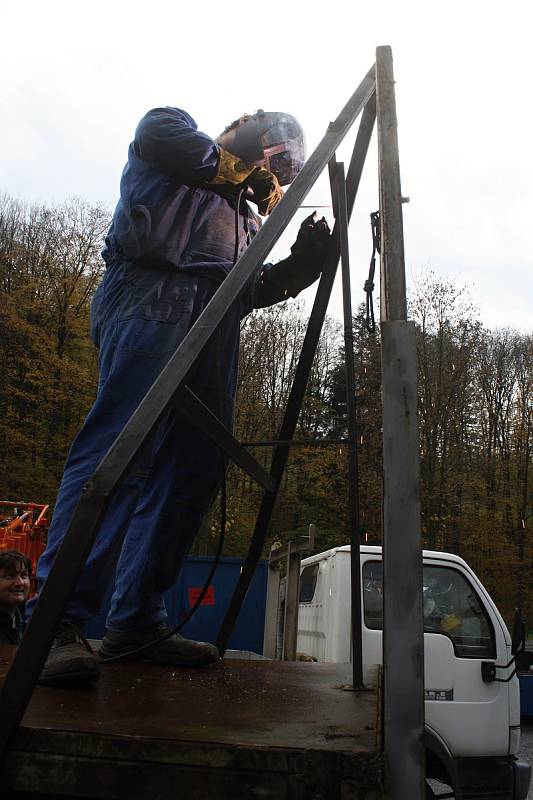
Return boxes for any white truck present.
[297,545,531,800]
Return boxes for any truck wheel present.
[425,746,457,798]
[425,777,455,798]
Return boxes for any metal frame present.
[0,47,425,800]
[0,62,375,756]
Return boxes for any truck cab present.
[297,545,531,799]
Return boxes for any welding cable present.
[178,186,249,635]
[100,375,229,662]
[234,187,246,263]
[100,191,247,664]
[99,476,227,663]
[170,189,251,637]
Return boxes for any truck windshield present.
[363,561,496,659]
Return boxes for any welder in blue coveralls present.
[28,107,330,685]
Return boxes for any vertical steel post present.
[376,45,425,799]
[263,554,281,659]
[334,162,364,689]
[282,542,301,661]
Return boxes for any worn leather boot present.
[39,622,101,686]
[100,623,219,667]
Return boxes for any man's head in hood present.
[216,110,306,187]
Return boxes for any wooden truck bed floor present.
[0,645,383,800]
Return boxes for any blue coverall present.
[28,108,286,632]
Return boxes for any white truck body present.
[297,545,530,799]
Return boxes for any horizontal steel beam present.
[242,439,349,448]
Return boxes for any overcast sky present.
[1,0,531,331]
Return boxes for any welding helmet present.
[216,110,306,186]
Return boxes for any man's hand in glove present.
[245,167,284,216]
[208,147,283,216]
[290,212,330,267]
[269,212,331,297]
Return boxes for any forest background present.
[0,195,531,627]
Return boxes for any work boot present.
[99,623,219,667]
[39,621,101,686]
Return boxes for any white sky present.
[1,0,531,331]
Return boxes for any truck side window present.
[362,561,496,659]
[299,564,319,603]
[362,561,383,628]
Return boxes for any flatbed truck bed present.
[0,645,383,800]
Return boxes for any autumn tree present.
[466,330,533,621]
[0,189,530,626]
[322,307,383,544]
[0,194,109,502]
[410,273,481,552]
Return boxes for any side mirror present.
[511,608,525,656]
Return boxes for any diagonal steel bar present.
[0,68,376,758]
[216,94,377,655]
[177,387,276,493]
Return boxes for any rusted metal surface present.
[0,648,383,799]
[0,647,376,750]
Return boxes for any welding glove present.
[209,147,257,185]
[245,168,284,216]
[269,213,331,298]
[208,148,283,216]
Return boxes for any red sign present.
[188,585,215,607]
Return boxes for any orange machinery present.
[0,501,49,591]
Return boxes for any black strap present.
[364,210,380,333]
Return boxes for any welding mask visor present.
[217,111,306,187]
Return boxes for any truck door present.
[361,558,511,756]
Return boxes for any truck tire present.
[425,746,458,799]
[425,778,455,798]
